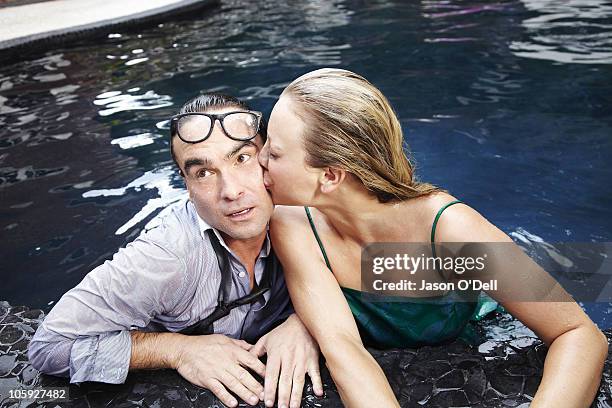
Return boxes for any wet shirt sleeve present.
[27,226,189,384]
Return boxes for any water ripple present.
[510,0,612,64]
[94,90,174,117]
[81,166,187,235]
[1,0,610,326]
[111,132,163,150]
[0,165,69,189]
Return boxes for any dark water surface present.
[1,0,611,327]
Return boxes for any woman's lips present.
[263,172,273,189]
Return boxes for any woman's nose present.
[258,143,269,169]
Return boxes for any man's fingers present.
[307,361,324,396]
[250,337,267,357]
[220,371,260,406]
[205,378,238,408]
[289,365,306,408]
[276,360,295,408]
[263,354,281,407]
[228,365,264,399]
[232,338,253,351]
[236,348,266,378]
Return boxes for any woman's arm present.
[436,202,609,408]
[270,206,399,408]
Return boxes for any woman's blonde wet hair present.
[284,68,442,203]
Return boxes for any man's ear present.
[185,183,195,202]
[178,168,193,200]
[319,167,346,194]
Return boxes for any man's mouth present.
[227,207,254,218]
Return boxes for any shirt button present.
[239,271,246,278]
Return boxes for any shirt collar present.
[196,212,271,258]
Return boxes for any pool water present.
[0,0,611,327]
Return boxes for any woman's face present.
[259,95,321,205]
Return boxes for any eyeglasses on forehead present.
[170,110,262,143]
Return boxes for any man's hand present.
[170,334,265,407]
[250,314,324,408]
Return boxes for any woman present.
[258,68,608,407]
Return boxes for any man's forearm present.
[129,331,185,370]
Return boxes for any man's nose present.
[219,172,244,201]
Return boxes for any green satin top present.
[304,201,499,348]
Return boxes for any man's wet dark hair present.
[169,93,267,174]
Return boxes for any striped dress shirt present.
[27,199,288,384]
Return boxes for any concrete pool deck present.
[0,0,218,52]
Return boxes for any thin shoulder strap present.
[431,199,463,258]
[304,206,333,272]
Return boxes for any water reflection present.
[94,89,173,116]
[82,166,186,235]
[421,1,513,43]
[0,165,69,188]
[511,0,612,64]
[111,132,163,149]
[422,2,507,19]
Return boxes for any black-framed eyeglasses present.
[170,111,262,144]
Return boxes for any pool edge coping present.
[0,0,219,58]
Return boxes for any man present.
[28,94,323,408]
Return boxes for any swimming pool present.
[1,0,611,328]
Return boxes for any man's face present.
[172,107,273,243]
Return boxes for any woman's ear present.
[319,167,346,194]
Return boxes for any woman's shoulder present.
[271,205,309,228]
[419,191,461,213]
[270,205,339,252]
[269,205,317,242]
[269,206,337,274]
[404,191,464,227]
[421,192,510,243]
[271,205,333,232]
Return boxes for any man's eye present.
[269,152,279,160]
[237,153,251,164]
[196,169,213,178]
